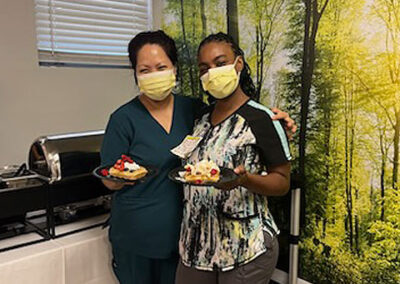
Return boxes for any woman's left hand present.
[271,107,297,140]
[216,165,248,191]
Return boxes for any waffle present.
[109,155,148,180]
[183,160,220,184]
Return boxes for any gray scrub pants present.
[175,232,279,284]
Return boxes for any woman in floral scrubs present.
[176,32,291,284]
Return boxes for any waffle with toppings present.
[108,155,148,180]
[183,160,220,184]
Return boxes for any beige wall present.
[0,0,162,166]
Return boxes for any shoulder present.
[238,100,275,123]
[109,98,138,121]
[175,95,210,119]
[239,100,292,162]
[175,95,205,108]
[238,100,287,145]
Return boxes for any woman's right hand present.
[102,179,134,190]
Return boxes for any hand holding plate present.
[215,165,248,190]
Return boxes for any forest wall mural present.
[161,0,400,283]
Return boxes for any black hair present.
[197,32,258,101]
[128,30,178,82]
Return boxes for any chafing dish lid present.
[29,130,104,183]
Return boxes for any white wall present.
[0,0,162,166]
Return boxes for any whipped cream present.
[185,160,220,177]
[124,161,141,171]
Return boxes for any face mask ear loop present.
[233,56,242,74]
[233,56,239,66]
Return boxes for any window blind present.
[34,0,153,67]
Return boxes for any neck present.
[139,93,173,110]
[214,87,249,112]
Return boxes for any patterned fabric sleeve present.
[241,101,292,167]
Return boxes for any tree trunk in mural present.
[200,0,207,38]
[379,128,388,221]
[255,24,265,102]
[349,91,356,252]
[227,0,239,44]
[393,111,400,189]
[344,82,354,250]
[179,0,196,97]
[299,0,329,195]
[355,187,360,255]
[322,107,331,238]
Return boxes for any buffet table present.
[0,215,118,284]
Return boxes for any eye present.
[216,61,227,67]
[199,67,208,76]
[139,69,149,74]
[158,65,167,71]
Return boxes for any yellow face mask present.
[137,69,176,101]
[200,57,240,99]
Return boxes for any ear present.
[236,56,244,73]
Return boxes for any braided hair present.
[197,32,258,101]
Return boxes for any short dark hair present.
[128,30,178,82]
[198,32,258,101]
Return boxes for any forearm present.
[241,165,290,196]
[102,179,124,190]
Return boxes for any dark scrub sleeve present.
[244,106,292,167]
[100,113,133,167]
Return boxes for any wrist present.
[238,172,250,187]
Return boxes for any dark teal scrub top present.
[100,95,203,259]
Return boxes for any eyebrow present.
[213,55,228,62]
[198,55,228,67]
[137,62,168,68]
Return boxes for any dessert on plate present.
[182,160,220,184]
[106,155,148,180]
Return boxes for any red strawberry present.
[186,167,192,172]
[210,169,218,175]
[114,162,124,171]
[121,154,133,163]
[195,180,203,184]
[101,169,109,176]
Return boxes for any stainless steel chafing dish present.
[28,130,105,183]
[0,130,111,248]
[27,130,111,222]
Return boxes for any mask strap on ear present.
[233,56,240,66]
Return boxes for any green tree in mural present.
[239,0,287,103]
[372,0,400,190]
[298,0,330,222]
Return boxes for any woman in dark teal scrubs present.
[101,95,200,283]
[100,30,296,284]
[100,30,203,284]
